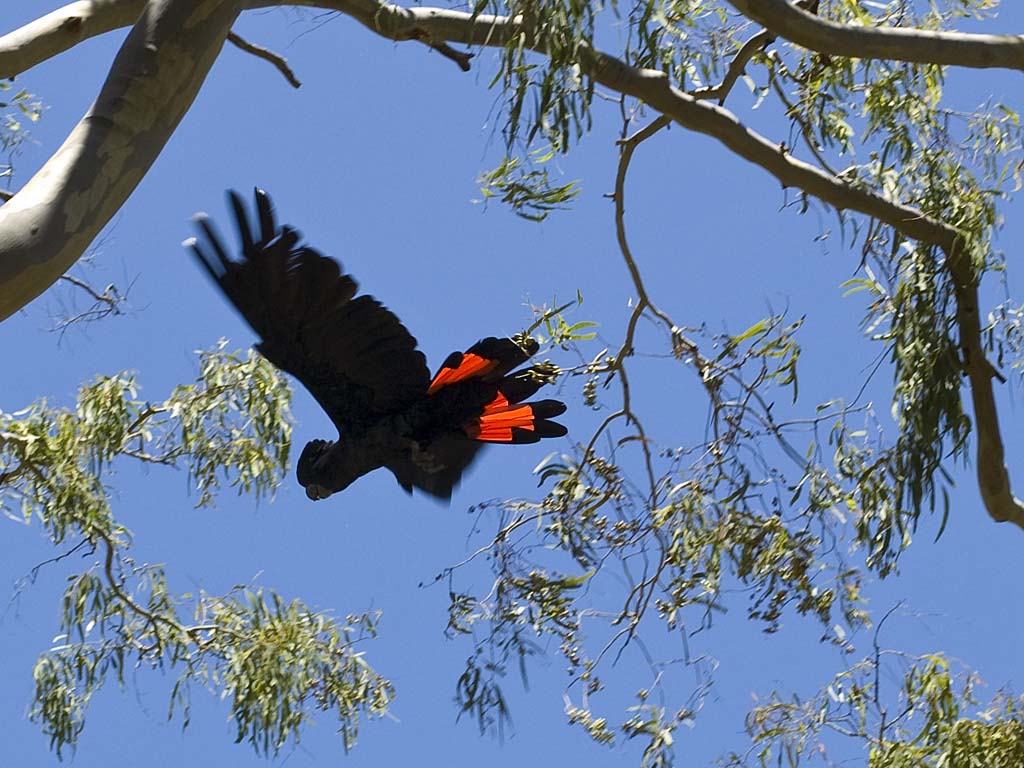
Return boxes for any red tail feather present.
[465,394,540,442]
[428,353,498,394]
[482,392,510,414]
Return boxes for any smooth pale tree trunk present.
[0,0,241,321]
[0,0,147,79]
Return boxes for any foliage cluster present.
[1,346,391,757]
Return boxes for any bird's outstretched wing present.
[187,188,431,434]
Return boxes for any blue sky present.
[2,2,1023,766]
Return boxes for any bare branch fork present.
[0,0,1021,527]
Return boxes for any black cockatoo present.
[185,189,567,501]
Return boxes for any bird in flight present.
[185,189,567,501]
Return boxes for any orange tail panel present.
[428,353,499,394]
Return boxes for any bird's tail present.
[428,336,568,444]
[464,395,567,444]
[463,365,568,444]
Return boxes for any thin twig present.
[4,539,94,620]
[691,28,775,105]
[57,274,124,308]
[227,31,302,88]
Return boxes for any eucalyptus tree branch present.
[726,0,1024,72]
[227,31,301,88]
[51,274,130,336]
[56,275,112,304]
[0,3,960,268]
[0,0,243,321]
[950,266,1024,529]
[0,0,146,80]
[421,39,473,72]
[0,0,477,81]
[95,526,175,651]
[578,114,679,507]
[690,28,774,105]
[245,2,963,248]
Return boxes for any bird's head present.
[296,439,361,501]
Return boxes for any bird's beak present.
[305,484,331,501]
